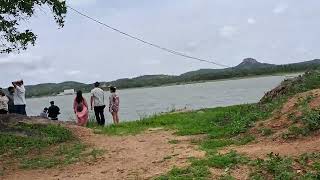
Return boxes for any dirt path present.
[2,126,205,180]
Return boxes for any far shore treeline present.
[25,58,320,98]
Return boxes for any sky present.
[0,0,320,87]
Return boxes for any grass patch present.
[250,152,320,179]
[260,128,273,136]
[283,108,320,139]
[250,153,295,179]
[205,151,249,169]
[92,103,276,137]
[201,139,234,152]
[20,143,104,169]
[155,165,210,180]
[302,109,320,131]
[200,135,255,153]
[0,122,102,172]
[288,112,299,123]
[21,157,61,169]
[235,135,256,145]
[219,174,236,180]
[282,125,310,139]
[0,123,73,156]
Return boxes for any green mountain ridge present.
[25,58,320,97]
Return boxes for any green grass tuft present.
[0,122,103,172]
[260,128,273,136]
[155,165,210,180]
[205,151,249,169]
[0,123,73,156]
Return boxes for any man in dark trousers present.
[7,86,15,114]
[12,80,26,115]
[48,101,60,120]
[90,82,106,126]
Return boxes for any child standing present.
[40,107,49,118]
[0,90,9,114]
[109,86,120,124]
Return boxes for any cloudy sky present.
[0,0,320,86]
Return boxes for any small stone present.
[297,170,302,174]
[101,170,108,174]
[148,127,164,131]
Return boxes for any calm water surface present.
[26,75,296,124]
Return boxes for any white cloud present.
[273,3,289,14]
[140,59,161,65]
[92,74,101,78]
[0,53,51,70]
[219,26,238,38]
[296,46,309,55]
[184,41,199,52]
[0,53,54,86]
[66,70,81,75]
[24,68,55,76]
[247,18,256,25]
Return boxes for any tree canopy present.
[0,0,67,53]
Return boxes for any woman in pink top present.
[73,90,89,126]
[109,86,120,124]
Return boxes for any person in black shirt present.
[48,101,60,120]
[7,86,15,114]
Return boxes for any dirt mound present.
[0,114,75,127]
[3,125,205,180]
[259,75,302,103]
[0,114,75,138]
[257,89,320,138]
[222,88,320,159]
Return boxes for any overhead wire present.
[67,6,230,68]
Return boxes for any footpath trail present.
[3,125,205,180]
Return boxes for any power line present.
[67,6,230,68]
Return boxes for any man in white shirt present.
[90,82,106,125]
[12,80,27,115]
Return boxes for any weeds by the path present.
[249,152,320,179]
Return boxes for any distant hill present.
[25,58,320,97]
[26,81,90,98]
[235,58,275,69]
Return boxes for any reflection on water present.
[26,75,297,124]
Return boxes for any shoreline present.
[26,72,303,99]
[25,72,301,121]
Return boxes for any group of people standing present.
[73,82,120,126]
[0,80,27,115]
[0,80,119,127]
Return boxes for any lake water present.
[26,75,296,124]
